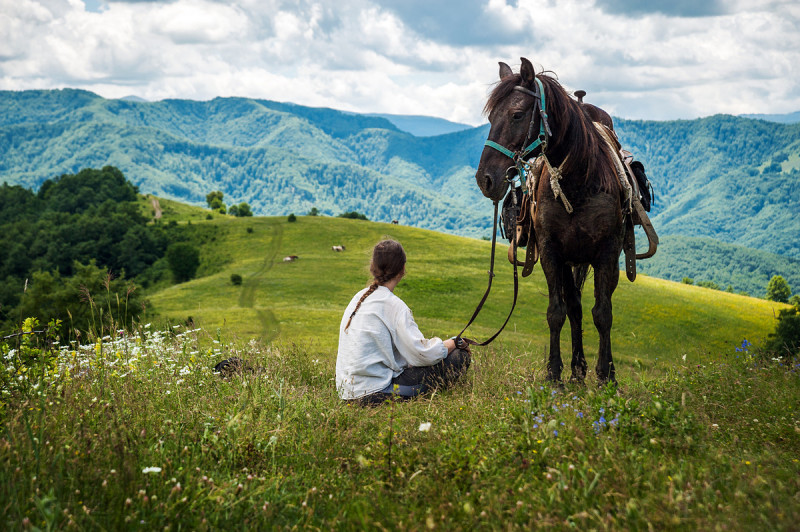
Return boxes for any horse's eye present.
[512,111,525,121]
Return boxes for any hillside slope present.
[146,213,785,379]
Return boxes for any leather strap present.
[457,202,519,347]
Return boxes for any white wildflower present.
[142,467,162,474]
[418,422,432,432]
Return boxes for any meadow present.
[1,210,798,530]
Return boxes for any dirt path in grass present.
[150,196,162,219]
[238,221,282,342]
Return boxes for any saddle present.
[502,140,658,282]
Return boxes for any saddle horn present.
[574,90,586,103]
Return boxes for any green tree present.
[206,191,224,208]
[228,204,239,216]
[308,207,319,216]
[287,213,297,222]
[338,211,368,220]
[15,261,145,335]
[236,202,253,217]
[766,275,791,303]
[166,243,200,283]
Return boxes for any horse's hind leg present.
[542,258,566,382]
[592,260,619,385]
[564,265,587,382]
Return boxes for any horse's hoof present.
[569,375,586,386]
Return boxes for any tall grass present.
[2,321,798,529]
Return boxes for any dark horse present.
[476,58,625,384]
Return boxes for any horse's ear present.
[520,57,535,88]
[498,62,513,80]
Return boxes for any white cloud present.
[0,0,798,124]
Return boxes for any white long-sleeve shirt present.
[336,285,448,400]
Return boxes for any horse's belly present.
[535,194,623,263]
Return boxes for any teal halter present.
[484,77,552,179]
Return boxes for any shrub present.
[682,277,694,285]
[230,273,243,286]
[764,302,800,358]
[166,243,200,283]
[288,213,297,222]
[13,261,145,335]
[338,211,368,220]
[696,280,719,290]
[246,227,254,234]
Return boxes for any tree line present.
[0,167,202,335]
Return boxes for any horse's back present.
[582,103,614,131]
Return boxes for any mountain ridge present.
[1,89,798,292]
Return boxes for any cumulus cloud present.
[0,0,798,124]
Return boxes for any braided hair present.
[344,240,407,332]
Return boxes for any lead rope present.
[542,154,573,214]
[456,201,520,347]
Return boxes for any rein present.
[456,78,550,347]
[456,201,519,347]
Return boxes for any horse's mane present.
[485,72,619,196]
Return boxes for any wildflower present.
[418,422,431,432]
[142,466,162,474]
[577,412,584,418]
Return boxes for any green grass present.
[2,204,797,529]
[147,213,783,379]
[1,326,798,529]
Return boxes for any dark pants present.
[355,348,471,406]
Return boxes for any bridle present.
[455,77,552,348]
[483,77,552,188]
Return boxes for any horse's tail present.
[572,264,591,294]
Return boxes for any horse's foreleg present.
[564,265,586,382]
[592,260,619,385]
[542,259,566,382]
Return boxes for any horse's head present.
[476,58,546,202]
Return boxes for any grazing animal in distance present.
[283,255,299,262]
[476,58,634,385]
[391,220,399,225]
[332,245,345,252]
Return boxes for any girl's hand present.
[444,338,456,354]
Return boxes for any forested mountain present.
[1,89,798,293]
[637,235,800,297]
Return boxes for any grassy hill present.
[146,209,785,379]
[3,203,798,530]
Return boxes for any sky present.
[1,0,798,125]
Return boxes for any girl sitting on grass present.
[336,239,471,405]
